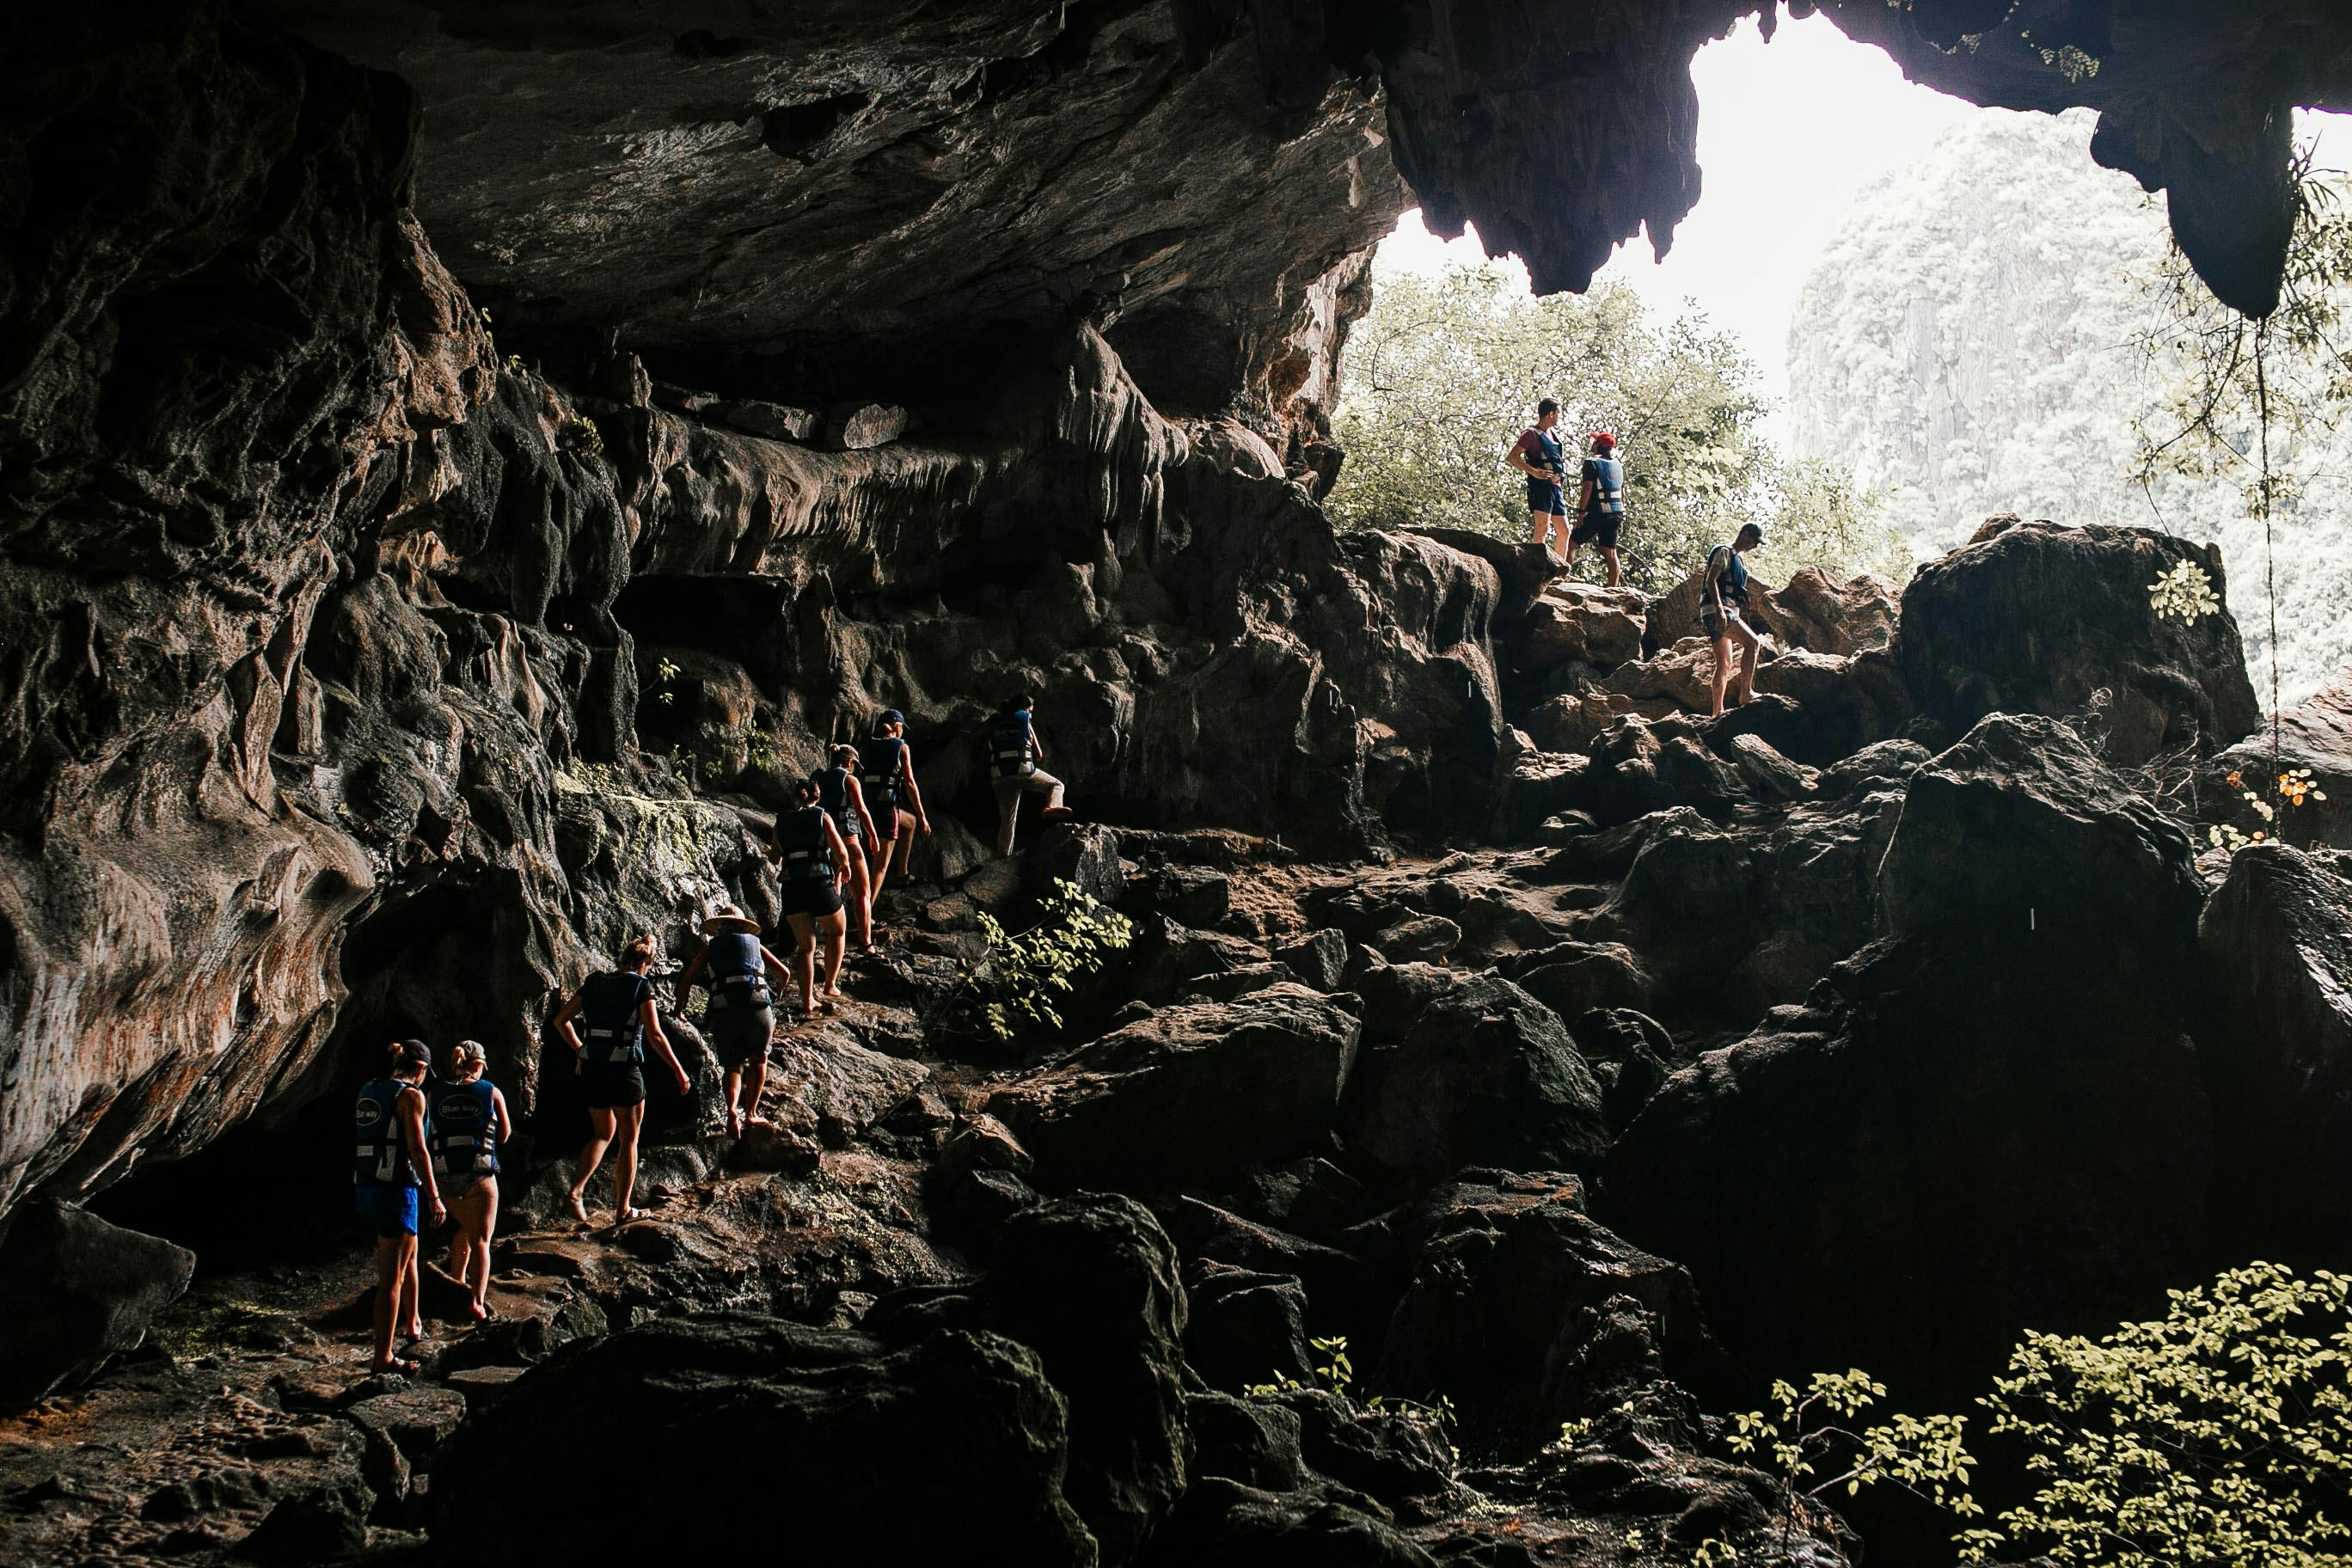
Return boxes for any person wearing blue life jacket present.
[814,743,883,952]
[432,1040,511,1323]
[355,1038,444,1375]
[676,904,794,1138]
[1568,432,1628,586]
[1507,399,1571,565]
[551,934,689,1228]
[859,709,931,903]
[1703,523,1768,718]
[767,776,852,1017]
[986,693,1072,857]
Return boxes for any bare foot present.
[466,1302,488,1322]
[566,1190,589,1225]
[726,1111,744,1139]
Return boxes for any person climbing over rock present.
[860,708,930,903]
[553,934,689,1229]
[987,692,1073,857]
[1568,432,1627,586]
[814,742,883,951]
[676,905,793,1138]
[432,1041,510,1323]
[1703,523,1767,719]
[354,1038,443,1375]
[1507,398,1571,565]
[769,776,852,1017]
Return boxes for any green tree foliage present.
[1326,261,1909,591]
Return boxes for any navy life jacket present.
[579,971,652,1064]
[1583,456,1626,518]
[1718,543,1751,603]
[354,1078,417,1188]
[813,764,859,834]
[1525,426,1565,482]
[985,709,1035,779]
[432,1078,499,1178]
[859,734,907,810]
[775,804,834,881]
[706,930,771,1010]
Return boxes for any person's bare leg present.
[371,1235,404,1370]
[1710,633,1736,719]
[447,1209,470,1283]
[1732,622,1761,703]
[722,1063,745,1137]
[741,1049,770,1127]
[398,1241,423,1341]
[471,1182,498,1316]
[569,1108,616,1222]
[1601,545,1621,588]
[891,813,916,879]
[613,1104,644,1222]
[790,913,818,1015]
[849,845,875,947]
[820,910,848,999]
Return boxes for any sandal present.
[371,1356,421,1376]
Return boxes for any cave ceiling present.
[243,0,2352,385]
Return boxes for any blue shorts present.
[356,1185,420,1239]
[1528,481,1566,517]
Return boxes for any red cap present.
[1589,432,1616,451]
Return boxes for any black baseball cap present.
[394,1038,432,1067]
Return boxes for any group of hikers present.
[350,695,1077,1373]
[1510,400,1769,719]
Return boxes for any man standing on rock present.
[987,693,1073,857]
[1507,399,1571,565]
[1704,523,1767,719]
[1568,432,1627,586]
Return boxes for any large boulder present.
[2197,843,2352,1265]
[1645,565,1897,657]
[427,1319,1096,1563]
[989,986,1361,1191]
[1373,1173,1718,1455]
[1608,714,2214,1400]
[0,1202,194,1409]
[1893,518,2260,764]
[1515,581,1650,673]
[986,1197,1192,1565]
[1344,977,1611,1179]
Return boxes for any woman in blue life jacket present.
[1703,523,1768,719]
[355,1038,444,1375]
[768,777,852,1017]
[551,934,690,1228]
[676,904,794,1138]
[858,709,930,903]
[814,743,883,952]
[432,1040,511,1321]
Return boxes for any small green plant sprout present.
[1690,1538,1739,1568]
[2281,765,2328,807]
[1548,1417,1596,1452]
[2148,559,2221,623]
[504,352,527,378]
[653,658,683,706]
[972,879,1135,1042]
[1724,1369,1979,1566]
[1310,1335,1354,1394]
[1959,1262,2352,1567]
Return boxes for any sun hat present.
[701,903,762,937]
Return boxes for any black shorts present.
[1528,481,1566,517]
[1701,603,1747,640]
[869,803,900,842]
[579,1058,646,1109]
[707,1002,775,1069]
[777,878,844,919]
[1571,511,1622,548]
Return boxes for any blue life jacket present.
[812,764,860,836]
[579,971,652,1063]
[1716,544,1750,603]
[985,709,1035,779]
[431,1078,500,1178]
[1525,427,1565,482]
[706,931,771,1010]
[354,1079,418,1188]
[859,735,907,809]
[1583,456,1626,517]
[775,804,834,881]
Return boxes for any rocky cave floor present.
[2,816,1872,1568]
